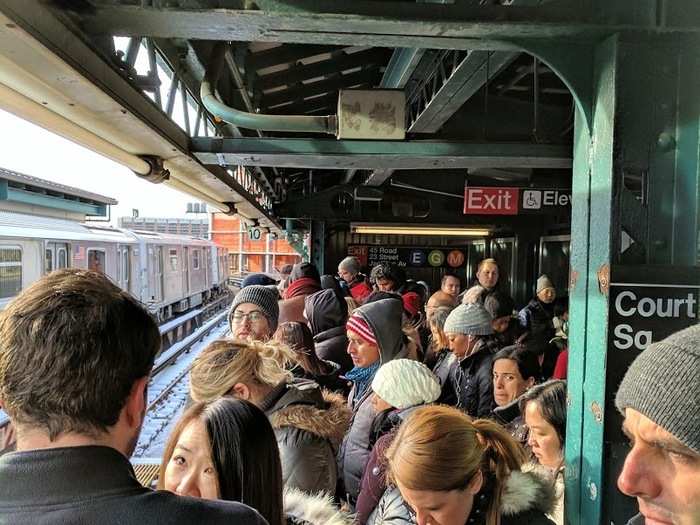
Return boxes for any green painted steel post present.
[311,220,325,275]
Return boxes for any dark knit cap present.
[615,324,700,454]
[241,273,277,288]
[484,291,515,319]
[229,285,280,332]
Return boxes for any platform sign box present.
[603,265,700,523]
[348,245,466,269]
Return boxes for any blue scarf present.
[345,362,380,402]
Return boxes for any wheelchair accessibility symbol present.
[522,190,542,210]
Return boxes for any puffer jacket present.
[305,289,353,373]
[432,348,457,406]
[518,298,555,344]
[368,469,557,525]
[337,299,407,504]
[284,488,352,525]
[452,339,496,417]
[262,379,351,494]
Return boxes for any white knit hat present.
[371,359,441,409]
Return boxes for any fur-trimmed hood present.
[500,469,557,517]
[284,488,353,525]
[268,383,351,447]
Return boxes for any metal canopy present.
[191,138,571,170]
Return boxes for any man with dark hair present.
[0,269,266,524]
[440,274,461,300]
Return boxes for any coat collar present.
[0,445,140,505]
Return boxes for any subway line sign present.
[463,186,571,215]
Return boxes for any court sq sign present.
[463,187,571,215]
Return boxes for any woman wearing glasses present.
[189,338,351,495]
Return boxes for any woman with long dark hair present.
[159,398,351,525]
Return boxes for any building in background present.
[210,213,301,275]
[118,216,209,238]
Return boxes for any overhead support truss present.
[191,138,571,170]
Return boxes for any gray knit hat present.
[229,285,280,332]
[536,274,555,294]
[338,256,361,275]
[615,324,700,454]
[444,303,494,336]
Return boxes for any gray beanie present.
[536,274,554,294]
[615,324,700,454]
[339,256,361,275]
[229,285,280,332]
[444,303,494,336]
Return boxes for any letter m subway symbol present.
[463,187,519,215]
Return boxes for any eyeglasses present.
[231,311,266,324]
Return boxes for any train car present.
[0,210,229,320]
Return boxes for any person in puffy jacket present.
[519,275,558,378]
[160,398,352,525]
[444,303,497,417]
[368,405,556,525]
[304,288,353,374]
[189,338,351,495]
[337,298,408,506]
[355,359,441,524]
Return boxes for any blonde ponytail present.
[190,338,294,403]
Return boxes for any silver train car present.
[0,210,229,320]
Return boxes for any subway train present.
[0,210,229,321]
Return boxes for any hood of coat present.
[500,469,556,516]
[284,487,353,525]
[305,289,348,335]
[268,381,351,446]
[354,298,405,364]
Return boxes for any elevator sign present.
[463,186,571,215]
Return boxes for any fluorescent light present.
[352,224,491,237]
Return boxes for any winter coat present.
[367,469,557,525]
[432,349,458,406]
[291,360,349,395]
[518,298,555,345]
[523,464,564,525]
[626,515,644,525]
[337,299,407,504]
[452,339,496,418]
[284,487,353,525]
[0,446,266,525]
[305,289,353,373]
[492,398,530,452]
[262,379,351,495]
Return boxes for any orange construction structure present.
[210,213,301,275]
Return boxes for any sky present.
[0,108,196,224]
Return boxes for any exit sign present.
[463,187,519,215]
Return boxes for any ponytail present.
[472,418,527,524]
[190,339,294,402]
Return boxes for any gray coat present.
[368,469,557,525]
[0,445,267,525]
[263,379,351,495]
[337,298,407,503]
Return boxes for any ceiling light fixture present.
[351,223,491,237]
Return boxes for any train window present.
[45,249,53,273]
[539,235,571,296]
[87,249,105,273]
[0,247,22,299]
[169,249,178,271]
[193,249,200,270]
[122,250,130,283]
[465,240,487,281]
[490,237,516,298]
[57,248,68,269]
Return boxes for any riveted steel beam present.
[191,137,572,170]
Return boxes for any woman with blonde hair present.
[369,405,555,525]
[189,338,351,495]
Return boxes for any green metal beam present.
[380,48,425,89]
[191,138,572,170]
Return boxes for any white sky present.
[0,108,196,224]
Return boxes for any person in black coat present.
[443,303,497,417]
[304,288,353,374]
[519,275,558,378]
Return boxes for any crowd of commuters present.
[0,264,697,525]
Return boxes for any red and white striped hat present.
[346,314,378,346]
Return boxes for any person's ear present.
[229,382,251,400]
[124,376,149,429]
[467,469,484,495]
